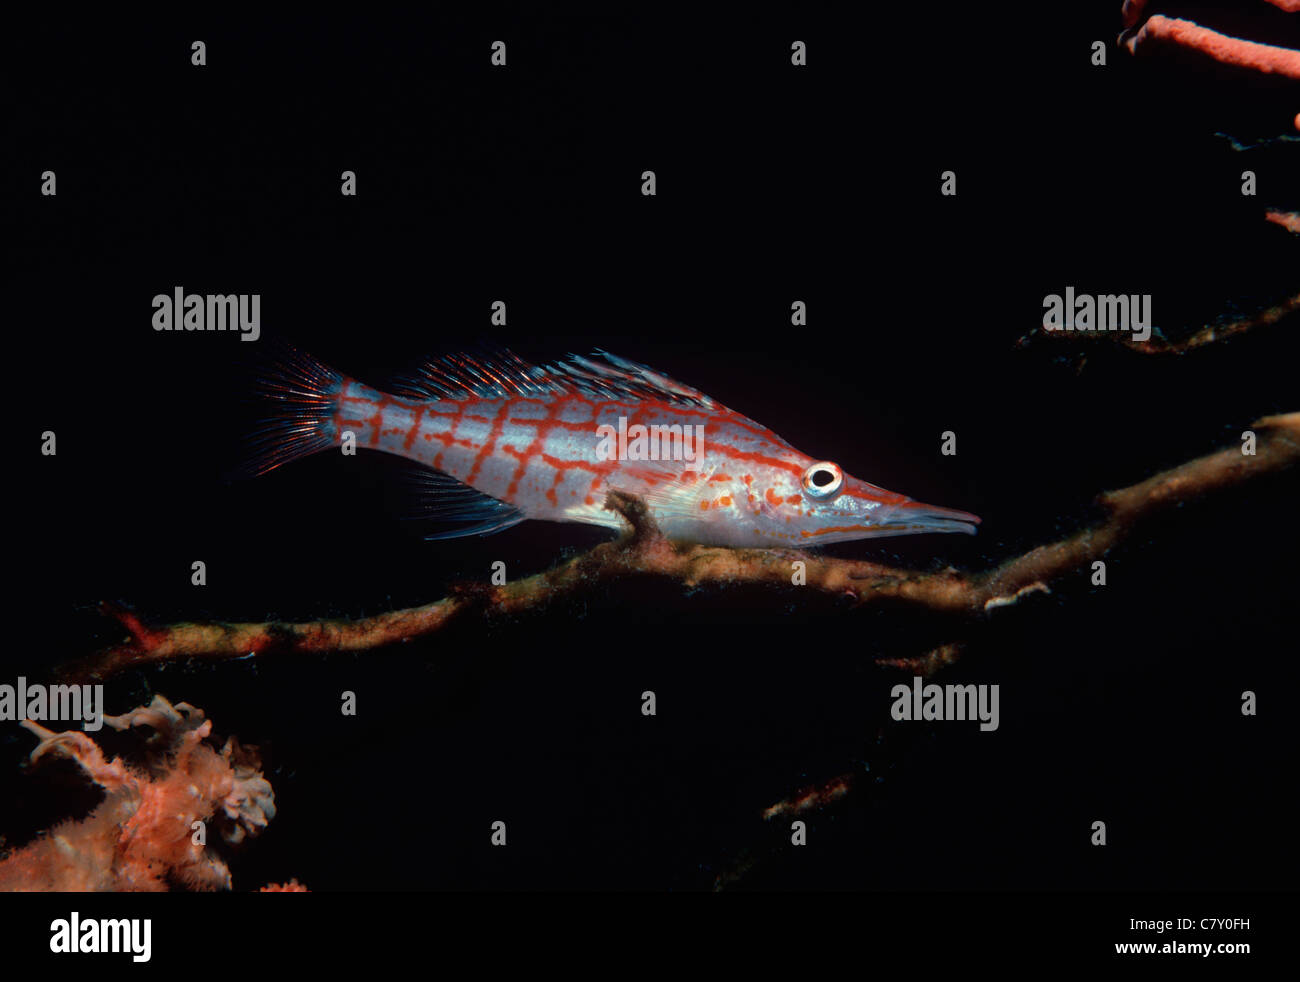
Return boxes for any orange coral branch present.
[1265,209,1300,233]
[761,773,855,822]
[1124,15,1300,79]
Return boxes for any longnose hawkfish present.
[245,346,980,547]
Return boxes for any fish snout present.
[876,499,981,536]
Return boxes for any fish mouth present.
[876,500,981,536]
[795,501,981,542]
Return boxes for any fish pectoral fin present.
[391,461,527,540]
[604,477,709,531]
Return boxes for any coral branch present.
[1019,291,1300,356]
[1265,209,1300,234]
[762,773,855,822]
[1124,15,1300,79]
[876,642,966,676]
[1121,0,1150,30]
[58,414,1300,683]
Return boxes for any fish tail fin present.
[235,340,344,478]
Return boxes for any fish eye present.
[801,461,843,499]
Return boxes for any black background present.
[5,1,1298,934]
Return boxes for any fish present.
[243,345,980,547]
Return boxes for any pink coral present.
[0,695,277,892]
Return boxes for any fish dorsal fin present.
[554,351,800,454]
[545,349,721,409]
[388,348,730,412]
[555,351,806,455]
[388,347,558,401]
